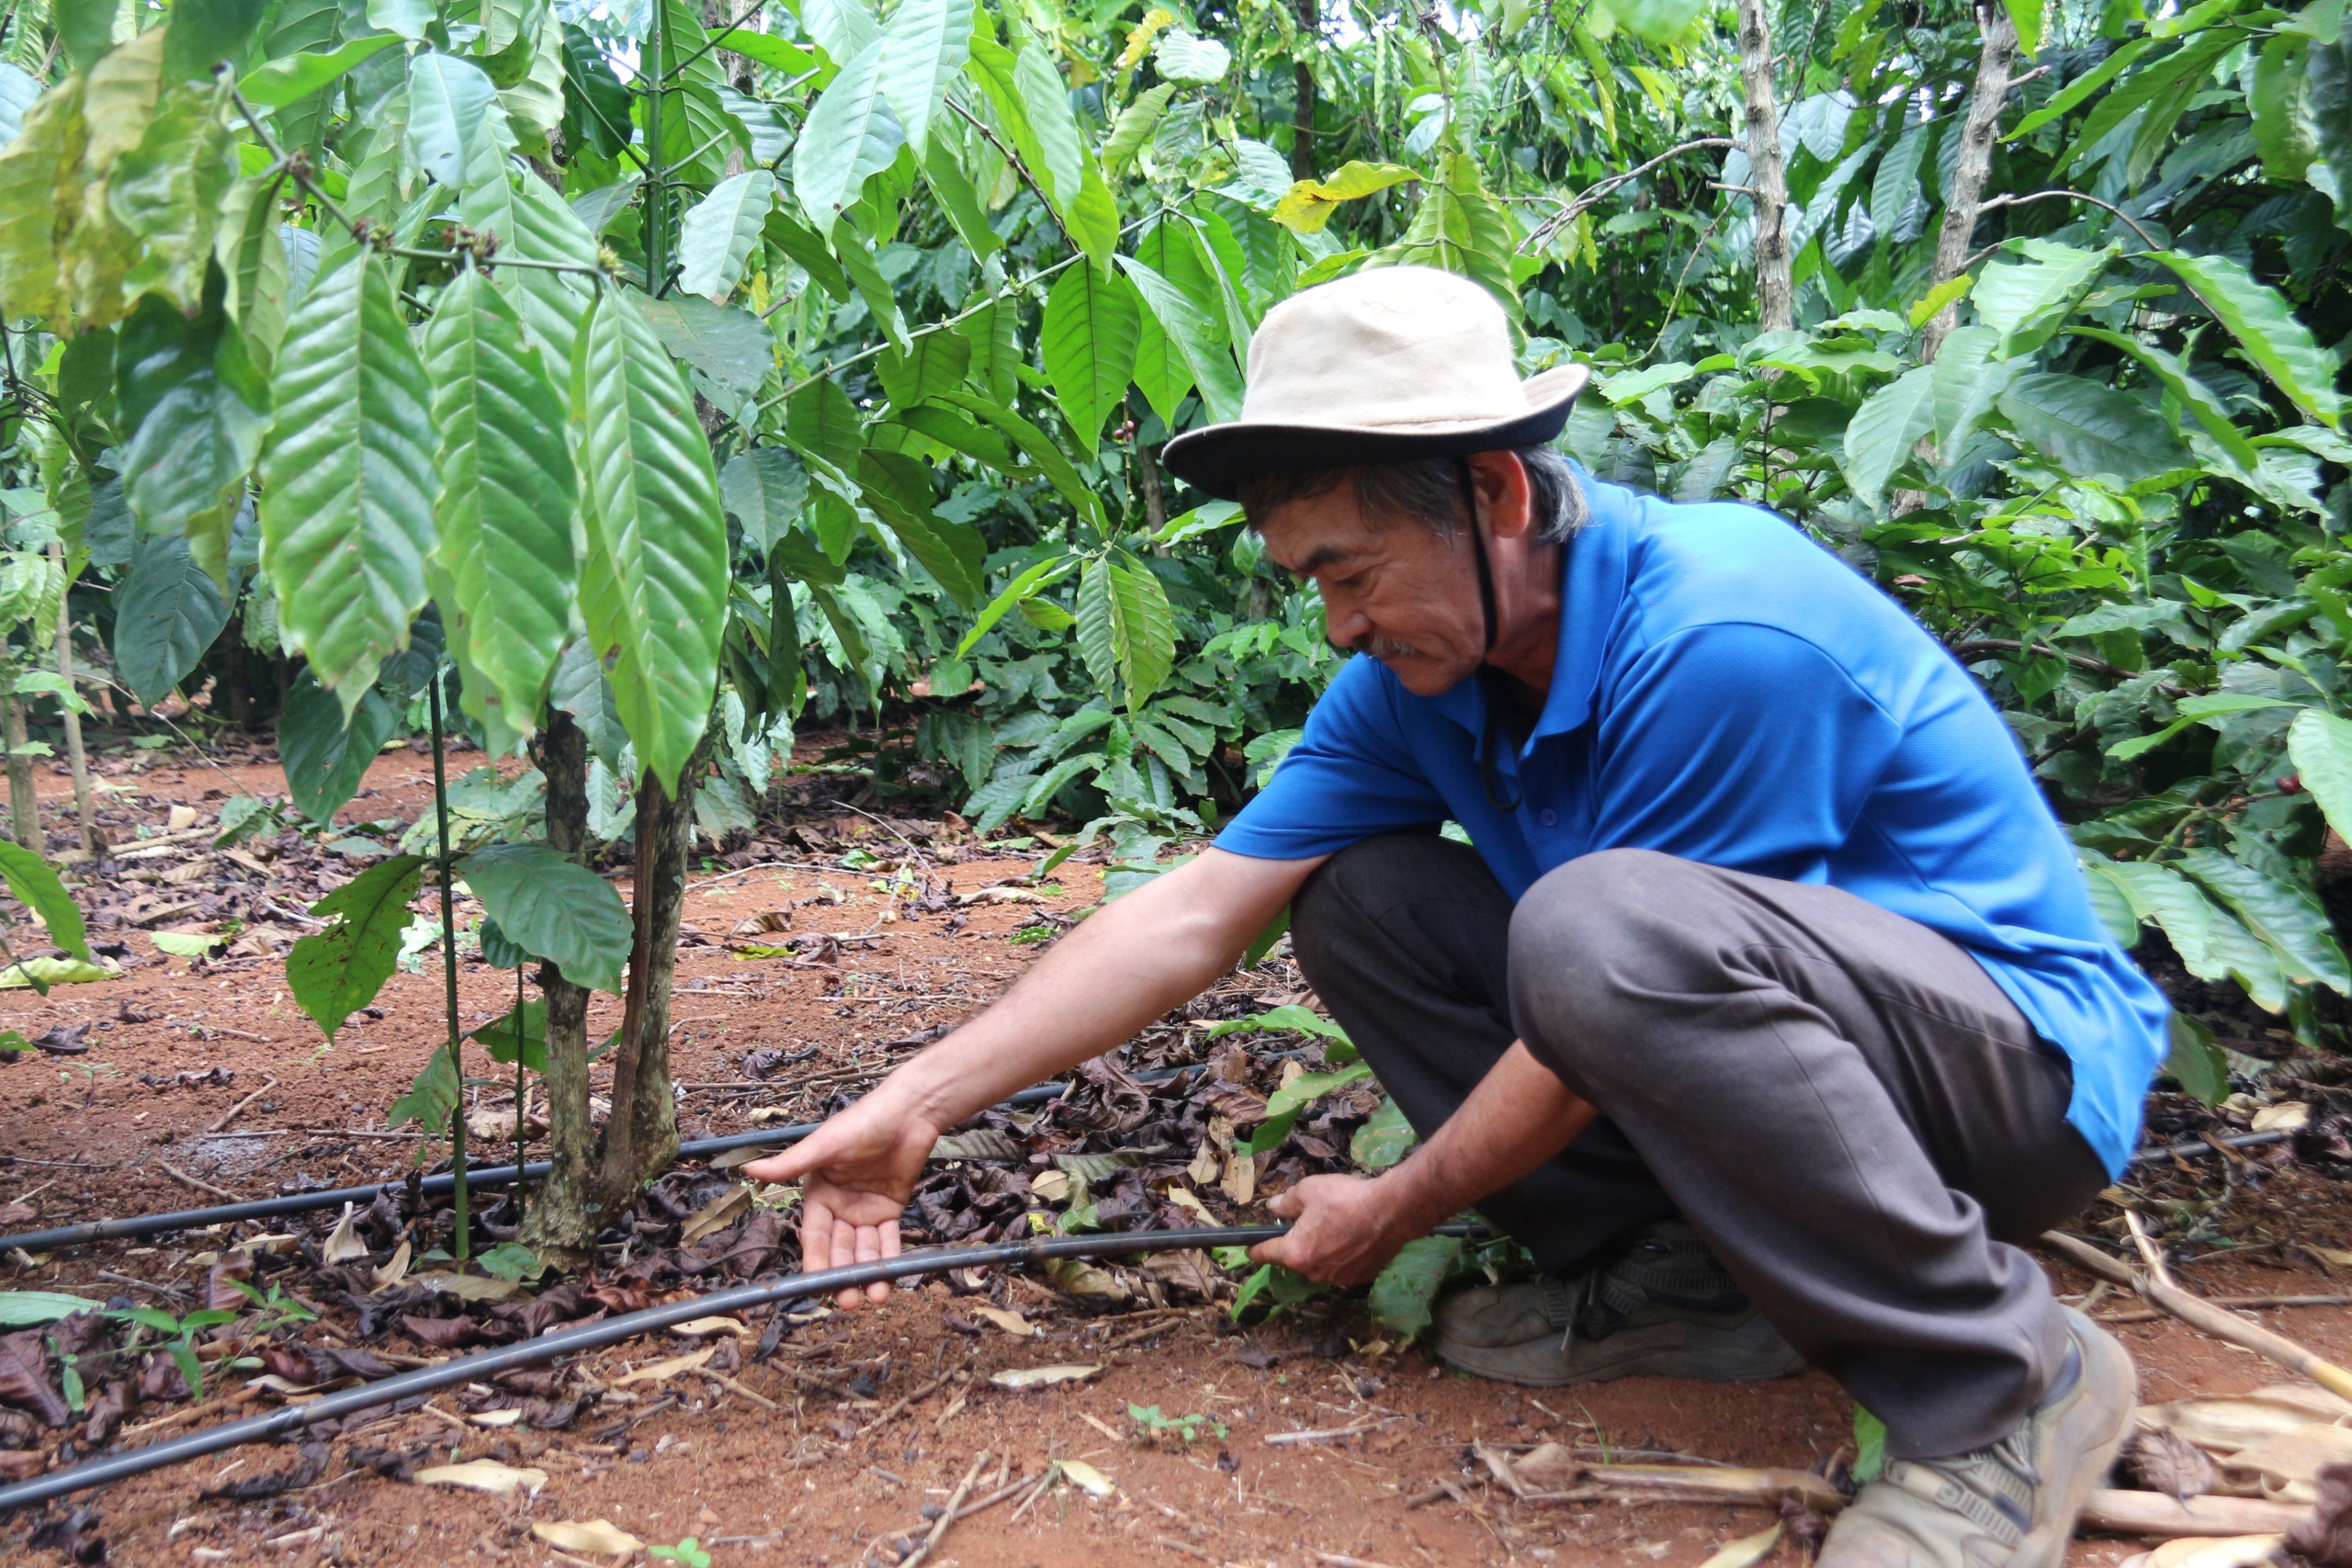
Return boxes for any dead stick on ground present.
[901,1448,989,1568]
[159,1162,239,1200]
[2042,1224,2352,1403]
[706,1371,781,1411]
[174,1020,271,1044]
[1313,1555,1415,1568]
[205,1077,278,1134]
[1006,1467,1058,1526]
[854,1366,962,1438]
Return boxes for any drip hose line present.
[0,1224,1305,1515]
[0,1096,2293,1259]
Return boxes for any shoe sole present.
[1433,1315,1805,1388]
[2008,1308,2136,1568]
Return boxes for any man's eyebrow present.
[1279,544,1357,577]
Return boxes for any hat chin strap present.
[1456,457,1498,659]
[1457,457,1522,814]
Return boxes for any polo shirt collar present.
[1428,465,1633,753]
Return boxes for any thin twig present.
[901,1448,989,1568]
[1968,187,2165,260]
[204,1076,278,1134]
[159,1162,239,1200]
[1522,137,1739,252]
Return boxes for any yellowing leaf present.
[1166,1184,1214,1223]
[1055,1457,1118,1495]
[1116,8,1174,70]
[973,1305,1037,1337]
[1697,1523,1783,1568]
[669,1315,756,1338]
[533,1520,645,1556]
[416,1459,548,1495]
[1271,162,1420,234]
[0,955,116,987]
[2251,1102,2312,1133]
[989,1363,1102,1389]
[1908,275,1973,329]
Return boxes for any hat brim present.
[1160,363,1592,502]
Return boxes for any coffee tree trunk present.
[3,693,35,847]
[1292,0,1317,180]
[48,544,94,858]
[519,711,601,1268]
[594,733,711,1208]
[1735,0,1792,333]
[1922,0,2018,361]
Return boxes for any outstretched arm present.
[743,847,1321,1304]
[1251,1041,1595,1284]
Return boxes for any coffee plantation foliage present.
[0,0,2350,1080]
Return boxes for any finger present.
[855,1223,888,1305]
[743,1137,822,1186]
[1265,1189,1303,1218]
[830,1204,865,1310]
[865,1219,899,1305]
[1248,1236,1291,1268]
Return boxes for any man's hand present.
[1249,1173,1419,1287]
[742,1100,938,1308]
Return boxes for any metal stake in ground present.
[427,664,469,1260]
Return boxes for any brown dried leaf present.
[0,1328,69,1427]
[206,1254,254,1312]
[2289,1463,2352,1567]
[2125,1427,2221,1501]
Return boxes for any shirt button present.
[1537,808,1559,828]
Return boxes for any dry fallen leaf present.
[668,1316,755,1339]
[416,1460,547,1495]
[368,1241,412,1292]
[2220,1425,2352,1502]
[2253,1103,2312,1133]
[1696,1523,1782,1568]
[532,1519,645,1556]
[1165,1186,1215,1224]
[321,1202,369,1266]
[972,1306,1036,1338]
[679,1183,753,1246]
[1221,1149,1256,1207]
[1186,1142,1219,1186]
[615,1347,718,1386]
[989,1364,1102,1390]
[1029,1170,1071,1202]
[469,1409,525,1427]
[2122,1536,2287,1568]
[956,886,1046,906]
[2140,1385,2352,1456]
[1055,1458,1117,1496]
[412,1272,523,1303]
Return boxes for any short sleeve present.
[1215,655,1451,862]
[1591,624,1902,877]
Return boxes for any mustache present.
[1352,633,1424,660]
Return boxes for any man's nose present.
[1323,592,1367,649]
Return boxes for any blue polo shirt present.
[1216,472,2169,1178]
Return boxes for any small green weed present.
[1128,1404,1227,1442]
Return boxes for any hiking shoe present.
[1430,1221,1804,1386]
[1818,1307,2134,1568]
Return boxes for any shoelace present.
[1883,1428,2040,1546]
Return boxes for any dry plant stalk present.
[2040,1225,2352,1404]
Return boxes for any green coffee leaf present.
[288,853,430,1039]
[1996,373,2193,483]
[471,998,548,1072]
[1839,365,1935,512]
[1366,1235,1461,1343]
[1041,263,1141,456]
[0,840,91,964]
[1350,1098,1417,1170]
[260,246,438,712]
[2149,250,2345,430]
[277,671,399,823]
[424,267,577,736]
[113,528,233,707]
[874,0,968,156]
[389,1043,460,1134]
[460,843,631,995]
[676,168,774,300]
[794,39,903,238]
[571,287,729,796]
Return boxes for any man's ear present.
[1468,450,1536,541]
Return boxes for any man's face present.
[1257,487,1484,697]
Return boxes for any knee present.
[1509,850,1718,1066]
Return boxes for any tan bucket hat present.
[1159,265,1591,501]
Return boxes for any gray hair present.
[1235,446,1589,545]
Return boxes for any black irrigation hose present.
[0,1077,1109,1257]
[0,1097,2305,1258]
[0,1225,1295,1516]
